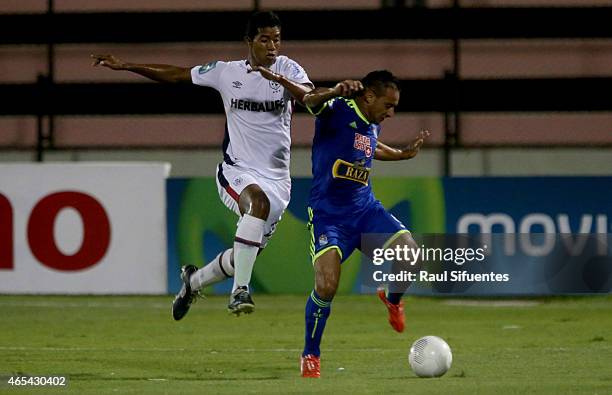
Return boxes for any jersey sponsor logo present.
[198,61,218,74]
[332,159,370,186]
[354,133,372,157]
[230,98,285,112]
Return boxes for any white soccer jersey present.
[191,56,312,180]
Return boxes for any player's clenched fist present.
[334,80,363,97]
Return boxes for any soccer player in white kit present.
[92,12,315,317]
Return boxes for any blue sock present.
[387,292,402,305]
[303,290,331,357]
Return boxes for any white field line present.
[0,346,390,353]
[0,299,546,309]
[0,300,170,309]
[444,299,541,307]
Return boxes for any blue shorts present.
[308,200,409,263]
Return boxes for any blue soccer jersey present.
[306,97,408,263]
[308,97,380,216]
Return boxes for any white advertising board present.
[0,163,170,294]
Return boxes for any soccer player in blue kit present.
[244,65,427,378]
[299,71,430,378]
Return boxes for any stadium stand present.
[0,0,611,175]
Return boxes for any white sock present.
[190,249,234,290]
[232,214,265,292]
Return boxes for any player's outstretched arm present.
[302,80,363,110]
[91,54,192,83]
[248,64,313,104]
[248,65,362,106]
[375,129,430,161]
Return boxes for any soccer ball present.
[408,335,452,377]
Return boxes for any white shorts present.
[215,162,291,248]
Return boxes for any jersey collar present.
[244,58,279,70]
[346,99,370,125]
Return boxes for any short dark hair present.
[245,11,282,40]
[361,70,401,96]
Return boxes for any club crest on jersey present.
[354,133,372,157]
[331,159,370,186]
[198,61,217,74]
[318,234,328,246]
[269,80,281,92]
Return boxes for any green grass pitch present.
[1,294,611,394]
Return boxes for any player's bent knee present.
[251,191,270,215]
[239,186,271,219]
[313,249,341,300]
[396,232,418,250]
[315,279,338,300]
